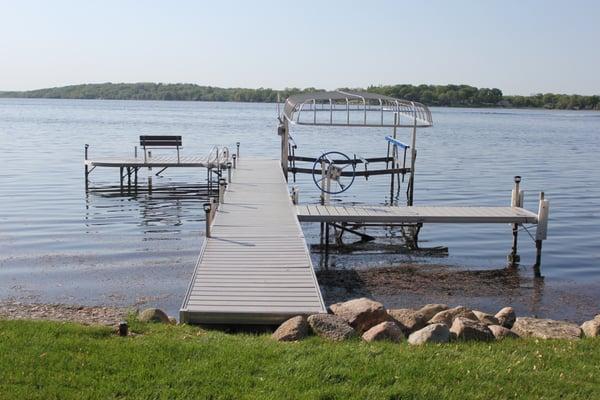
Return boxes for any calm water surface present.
[1,99,599,319]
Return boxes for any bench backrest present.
[140,135,182,148]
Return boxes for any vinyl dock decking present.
[85,155,220,168]
[296,205,539,224]
[180,158,326,325]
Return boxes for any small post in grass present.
[118,321,128,337]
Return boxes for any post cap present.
[514,176,521,183]
[203,203,212,212]
[232,154,237,159]
[236,142,240,146]
[227,161,232,167]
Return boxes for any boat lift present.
[278,91,549,275]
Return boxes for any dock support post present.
[508,176,523,266]
[119,167,124,191]
[232,154,237,169]
[148,151,152,193]
[203,202,212,238]
[534,192,549,277]
[84,144,89,191]
[218,178,227,204]
[227,162,232,183]
[291,186,299,205]
[134,167,138,191]
[236,142,240,160]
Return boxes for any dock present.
[296,205,539,224]
[179,159,326,325]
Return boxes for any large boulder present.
[362,321,404,343]
[581,318,600,338]
[329,298,389,334]
[138,308,170,324]
[472,310,500,326]
[307,314,356,341]
[387,308,426,335]
[512,317,582,340]
[408,324,450,345]
[272,316,308,341]
[450,317,494,341]
[428,306,477,326]
[495,307,516,328]
[418,304,449,321]
[488,325,520,340]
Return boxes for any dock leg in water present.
[533,191,549,278]
[119,167,124,192]
[84,144,89,191]
[534,240,543,278]
[508,176,523,267]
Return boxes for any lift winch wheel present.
[311,151,356,195]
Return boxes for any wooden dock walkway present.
[180,159,326,325]
[296,204,539,224]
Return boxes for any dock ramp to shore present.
[180,159,326,325]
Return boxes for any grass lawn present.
[0,318,598,399]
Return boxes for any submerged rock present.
[512,317,582,340]
[308,314,356,341]
[429,306,477,327]
[408,324,450,345]
[488,325,520,340]
[272,316,308,341]
[495,307,516,329]
[472,310,500,326]
[138,308,170,324]
[362,321,404,343]
[329,298,389,334]
[418,304,449,321]
[387,308,426,335]
[450,317,494,341]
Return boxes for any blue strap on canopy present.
[385,136,410,149]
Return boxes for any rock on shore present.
[512,317,582,340]
[307,314,356,341]
[329,298,389,334]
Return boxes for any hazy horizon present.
[1,0,599,95]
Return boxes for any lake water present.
[1,99,599,320]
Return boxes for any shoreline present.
[0,95,598,112]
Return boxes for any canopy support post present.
[408,113,417,206]
[279,118,289,181]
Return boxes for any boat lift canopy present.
[282,91,433,128]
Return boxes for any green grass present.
[0,319,598,399]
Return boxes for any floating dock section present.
[180,159,326,325]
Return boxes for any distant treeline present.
[1,82,598,110]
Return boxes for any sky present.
[1,0,599,95]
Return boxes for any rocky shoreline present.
[271,298,600,343]
[0,300,130,326]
